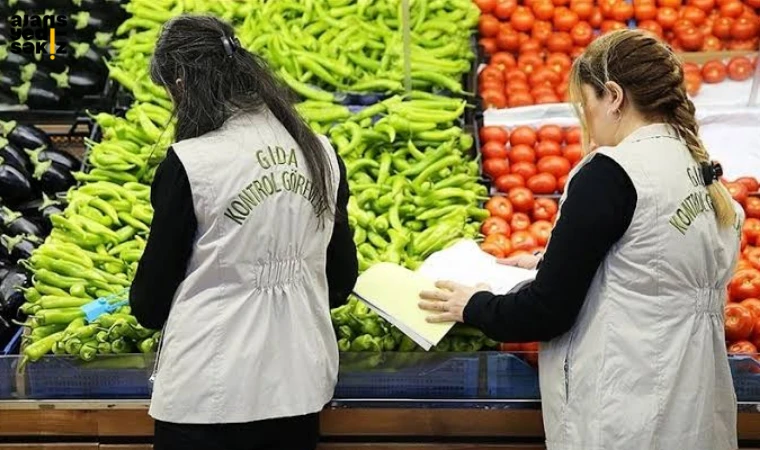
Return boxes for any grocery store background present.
[0,0,759,448]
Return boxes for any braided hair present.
[568,29,737,228]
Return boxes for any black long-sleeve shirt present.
[130,148,358,330]
[463,154,637,343]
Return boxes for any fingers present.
[434,280,464,291]
[425,313,457,324]
[418,300,448,312]
[419,289,448,301]
[496,256,521,267]
[475,283,490,291]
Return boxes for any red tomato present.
[476,0,498,12]
[569,21,594,46]
[571,0,594,19]
[536,140,563,158]
[720,1,744,18]
[509,187,536,212]
[558,174,568,193]
[481,127,510,146]
[730,269,760,301]
[529,220,554,246]
[509,144,536,164]
[535,92,561,104]
[527,173,558,194]
[736,176,759,193]
[659,0,682,7]
[563,143,583,165]
[482,89,508,109]
[538,155,572,178]
[683,62,701,75]
[702,60,729,83]
[480,67,505,86]
[496,173,526,192]
[510,127,538,147]
[745,197,760,219]
[741,298,760,320]
[690,0,715,12]
[509,91,535,108]
[547,32,574,52]
[480,15,501,37]
[611,2,634,21]
[554,9,580,31]
[482,142,509,160]
[635,2,658,20]
[495,0,519,18]
[546,53,572,74]
[522,342,539,366]
[678,26,705,50]
[744,218,760,241]
[684,72,702,96]
[533,197,559,221]
[729,38,760,51]
[481,217,512,237]
[497,28,522,52]
[657,7,679,28]
[565,127,581,144]
[682,5,707,24]
[511,230,538,251]
[483,159,511,179]
[712,16,735,39]
[491,52,518,71]
[481,242,506,259]
[533,0,556,20]
[748,248,760,272]
[505,69,529,84]
[532,20,554,44]
[638,19,664,37]
[479,38,499,55]
[512,7,537,32]
[702,35,722,51]
[728,56,755,81]
[731,17,758,40]
[485,196,515,221]
[530,67,562,88]
[484,233,513,255]
[511,212,532,231]
[512,161,539,180]
[726,303,755,341]
[537,125,564,143]
[518,53,545,74]
[728,340,758,355]
[727,181,749,205]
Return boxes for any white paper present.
[417,240,537,295]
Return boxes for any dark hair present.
[569,29,736,228]
[149,14,334,220]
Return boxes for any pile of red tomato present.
[634,0,760,52]
[479,52,574,107]
[682,56,758,96]
[724,176,760,355]
[481,125,583,195]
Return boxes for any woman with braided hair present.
[419,29,742,449]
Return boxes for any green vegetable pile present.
[299,95,489,272]
[331,298,498,353]
[239,0,479,98]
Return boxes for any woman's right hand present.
[497,253,541,270]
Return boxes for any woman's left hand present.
[419,281,490,324]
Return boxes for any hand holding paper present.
[418,280,489,324]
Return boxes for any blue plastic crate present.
[26,354,152,399]
[0,328,22,399]
[729,355,760,402]
[486,353,540,400]
[335,352,479,399]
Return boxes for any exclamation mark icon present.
[49,28,55,60]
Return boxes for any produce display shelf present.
[3,352,760,403]
[0,79,119,125]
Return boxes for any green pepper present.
[337,325,354,340]
[79,340,98,361]
[353,226,367,246]
[21,331,64,365]
[337,338,351,352]
[350,334,383,352]
[38,296,91,310]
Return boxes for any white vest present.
[540,124,743,450]
[149,111,341,424]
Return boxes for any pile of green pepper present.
[239,0,479,97]
[331,297,498,355]
[300,94,490,272]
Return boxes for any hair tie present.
[701,161,723,186]
[221,35,240,57]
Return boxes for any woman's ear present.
[605,81,625,113]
